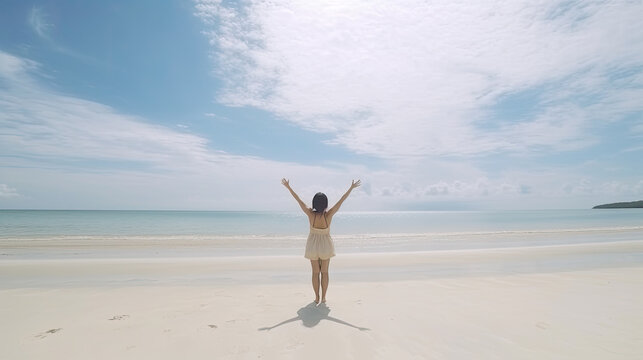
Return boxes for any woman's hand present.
[327,179,361,216]
[282,178,309,213]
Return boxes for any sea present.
[1,209,642,259]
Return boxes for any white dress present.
[304,226,336,260]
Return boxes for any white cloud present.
[195,0,643,158]
[28,7,53,39]
[563,178,643,199]
[26,6,93,61]
[0,51,40,84]
[0,51,363,209]
[0,52,509,210]
[0,52,234,173]
[0,184,19,198]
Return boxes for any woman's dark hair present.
[312,192,328,213]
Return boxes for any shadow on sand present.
[258,302,369,331]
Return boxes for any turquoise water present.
[2,209,642,237]
[1,209,642,259]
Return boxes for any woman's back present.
[310,211,330,229]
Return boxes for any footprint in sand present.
[35,328,62,339]
[108,315,130,321]
[536,322,549,330]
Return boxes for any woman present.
[281,178,361,304]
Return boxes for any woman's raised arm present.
[281,178,311,214]
[327,180,361,217]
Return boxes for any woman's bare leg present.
[320,259,330,303]
[310,260,321,303]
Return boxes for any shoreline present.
[2,239,642,288]
[2,226,643,261]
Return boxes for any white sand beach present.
[1,240,642,359]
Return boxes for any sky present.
[1,0,642,211]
